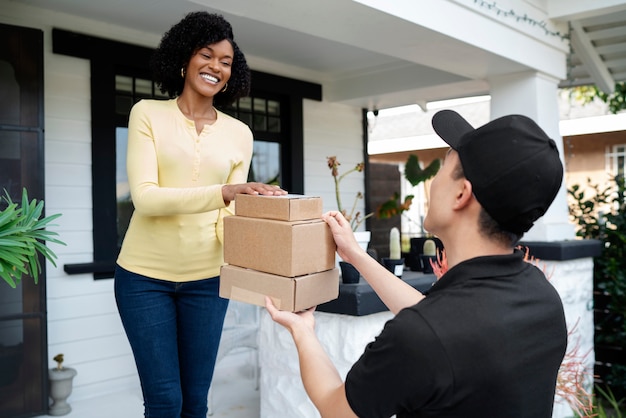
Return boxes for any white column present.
[488,71,575,242]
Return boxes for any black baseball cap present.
[431,110,563,235]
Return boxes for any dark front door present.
[0,23,48,418]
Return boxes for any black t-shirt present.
[345,251,567,418]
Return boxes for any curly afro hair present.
[151,12,251,108]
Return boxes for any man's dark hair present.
[151,11,251,107]
[451,156,522,246]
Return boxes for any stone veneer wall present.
[259,310,394,417]
[546,257,595,418]
[258,243,598,418]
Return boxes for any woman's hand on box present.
[222,182,287,203]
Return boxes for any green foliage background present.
[569,176,626,400]
[0,189,64,288]
[571,83,626,114]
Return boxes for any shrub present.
[569,175,626,400]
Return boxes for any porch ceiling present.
[11,0,626,109]
[552,2,626,94]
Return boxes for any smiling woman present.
[112,11,284,418]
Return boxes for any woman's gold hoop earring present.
[221,83,228,93]
[180,67,185,78]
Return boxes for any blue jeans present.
[114,265,228,418]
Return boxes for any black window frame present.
[52,28,321,278]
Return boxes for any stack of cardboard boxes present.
[219,194,340,312]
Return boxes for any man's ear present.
[453,179,474,210]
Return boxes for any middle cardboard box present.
[223,215,336,277]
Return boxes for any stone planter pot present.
[420,255,437,274]
[336,230,371,269]
[381,257,405,278]
[49,367,77,416]
[409,237,444,271]
[339,261,360,284]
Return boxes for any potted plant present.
[375,154,441,270]
[327,155,374,250]
[327,156,373,233]
[381,227,405,278]
[48,353,77,416]
[419,238,438,274]
[375,154,440,220]
[0,188,64,288]
[327,156,374,282]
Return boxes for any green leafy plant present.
[53,353,65,371]
[376,154,440,219]
[568,175,626,401]
[577,385,625,418]
[568,83,626,114]
[327,156,373,231]
[0,188,65,288]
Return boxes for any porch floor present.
[35,351,260,418]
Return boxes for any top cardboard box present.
[235,194,322,221]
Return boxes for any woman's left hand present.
[222,182,287,203]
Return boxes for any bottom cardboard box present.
[220,264,339,312]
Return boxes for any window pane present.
[116,127,133,248]
[267,100,280,115]
[254,114,267,131]
[250,141,281,185]
[115,95,133,115]
[136,78,152,95]
[253,98,266,113]
[239,97,252,111]
[611,144,626,178]
[268,116,281,133]
[115,75,133,93]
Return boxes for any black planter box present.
[317,271,436,316]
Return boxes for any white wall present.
[302,99,367,229]
[549,258,595,418]
[44,52,141,399]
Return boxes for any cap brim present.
[432,110,475,149]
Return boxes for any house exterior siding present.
[303,99,366,219]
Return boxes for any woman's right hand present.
[222,182,287,204]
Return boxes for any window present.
[608,144,626,177]
[53,29,320,278]
[223,97,283,185]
